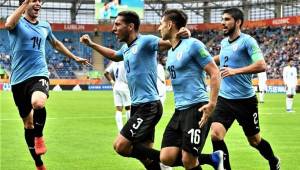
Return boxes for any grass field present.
[1,91,300,170]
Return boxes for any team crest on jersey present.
[131,45,138,54]
[176,51,183,60]
[232,43,239,51]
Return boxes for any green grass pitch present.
[1,91,299,170]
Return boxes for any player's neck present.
[24,15,38,24]
[126,33,138,46]
[228,29,241,41]
[170,34,181,49]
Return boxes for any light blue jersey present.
[167,38,213,110]
[115,34,160,105]
[8,17,56,85]
[219,33,264,99]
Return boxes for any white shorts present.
[113,89,131,106]
[286,85,296,95]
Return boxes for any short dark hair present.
[19,0,25,6]
[117,11,140,31]
[223,8,244,28]
[287,58,293,62]
[163,9,188,29]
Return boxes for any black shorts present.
[11,76,49,118]
[161,102,211,156]
[120,100,162,143]
[211,96,260,137]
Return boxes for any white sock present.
[286,97,293,110]
[125,110,130,120]
[259,92,264,102]
[115,111,123,131]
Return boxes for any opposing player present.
[211,8,280,170]
[157,55,167,105]
[80,10,189,169]
[283,58,298,112]
[5,0,88,169]
[104,61,131,131]
[158,9,224,170]
[257,71,267,103]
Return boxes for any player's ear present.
[128,23,135,31]
[168,20,173,30]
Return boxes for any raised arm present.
[158,27,191,51]
[80,34,122,62]
[5,0,30,30]
[49,38,89,65]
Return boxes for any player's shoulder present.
[240,33,257,43]
[185,37,205,48]
[139,34,159,41]
[220,37,229,46]
[38,20,51,27]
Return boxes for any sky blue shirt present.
[115,34,160,105]
[8,17,56,85]
[219,33,264,99]
[167,38,213,110]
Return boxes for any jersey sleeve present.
[143,35,160,51]
[245,37,264,62]
[46,22,57,43]
[191,40,213,68]
[8,17,22,34]
[115,45,125,60]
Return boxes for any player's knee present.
[210,124,226,141]
[210,129,223,141]
[23,119,34,129]
[160,154,173,166]
[32,99,46,110]
[248,139,260,147]
[113,141,130,156]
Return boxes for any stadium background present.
[0,0,300,169]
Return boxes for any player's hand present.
[220,67,237,78]
[176,27,191,39]
[198,102,216,128]
[74,56,89,65]
[80,34,93,46]
[110,80,115,87]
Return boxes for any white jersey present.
[258,71,267,91]
[157,63,166,104]
[283,66,297,87]
[105,61,129,91]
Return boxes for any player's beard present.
[224,25,236,36]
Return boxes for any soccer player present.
[157,55,167,105]
[257,71,267,103]
[104,61,131,131]
[5,0,88,170]
[211,8,280,170]
[158,9,223,170]
[283,58,298,112]
[80,10,189,169]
